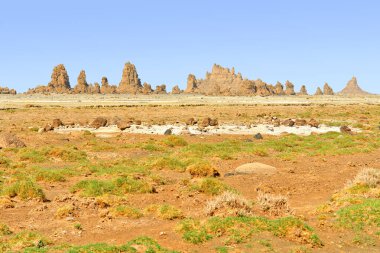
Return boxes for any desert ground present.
[0,94,380,253]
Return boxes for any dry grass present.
[346,168,380,188]
[205,191,252,217]
[257,192,293,216]
[55,204,77,218]
[186,162,220,177]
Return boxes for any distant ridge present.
[339,77,371,95]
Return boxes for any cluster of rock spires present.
[3,62,370,96]
[184,64,341,96]
[26,62,171,95]
[0,86,17,94]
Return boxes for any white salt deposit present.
[54,124,360,136]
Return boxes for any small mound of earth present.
[234,162,277,175]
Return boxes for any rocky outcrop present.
[154,84,167,94]
[48,64,71,93]
[255,79,272,96]
[100,77,117,94]
[190,64,255,96]
[88,82,101,94]
[323,83,334,95]
[118,62,142,94]
[339,77,370,95]
[73,70,88,93]
[315,87,323,95]
[171,85,181,94]
[298,85,308,95]
[284,81,295,95]
[0,86,17,95]
[185,74,197,93]
[90,117,107,129]
[275,82,285,95]
[142,82,153,94]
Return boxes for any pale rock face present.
[285,81,295,95]
[339,77,370,95]
[118,62,142,94]
[323,83,334,95]
[298,85,308,95]
[315,87,323,95]
[73,70,88,94]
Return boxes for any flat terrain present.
[0,94,380,252]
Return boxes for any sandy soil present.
[0,95,379,252]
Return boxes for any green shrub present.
[2,178,45,201]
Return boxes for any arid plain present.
[0,94,380,253]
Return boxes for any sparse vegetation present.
[144,204,184,220]
[205,191,252,217]
[71,176,155,197]
[1,177,45,201]
[178,216,322,246]
[191,178,234,195]
[110,205,143,218]
[257,192,293,216]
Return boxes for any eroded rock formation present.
[73,70,88,93]
[285,81,296,95]
[185,74,197,93]
[315,87,323,95]
[142,82,153,94]
[154,84,167,94]
[323,83,334,95]
[275,82,285,95]
[171,85,181,94]
[339,77,370,95]
[48,64,71,93]
[100,77,117,94]
[0,87,17,94]
[118,62,142,94]
[298,85,308,95]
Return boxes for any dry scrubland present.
[0,94,380,252]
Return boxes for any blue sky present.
[0,0,379,93]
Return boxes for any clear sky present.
[0,0,379,93]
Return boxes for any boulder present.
[254,133,263,139]
[90,117,107,129]
[209,118,218,126]
[52,119,64,128]
[186,118,195,125]
[200,117,211,128]
[117,121,131,130]
[282,119,295,127]
[0,133,26,148]
[340,126,352,134]
[164,129,172,135]
[308,119,319,128]
[295,119,307,126]
[235,163,277,175]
